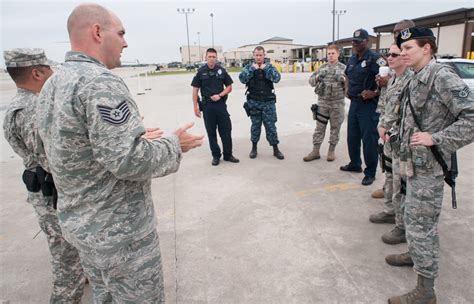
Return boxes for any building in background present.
[374,8,474,58]
[180,46,224,64]
[223,37,313,66]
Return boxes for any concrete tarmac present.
[1,68,473,303]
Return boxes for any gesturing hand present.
[174,122,205,152]
[142,128,164,140]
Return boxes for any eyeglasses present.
[388,53,401,58]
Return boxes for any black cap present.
[396,27,436,48]
[352,29,369,41]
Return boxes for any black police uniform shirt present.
[191,64,233,98]
[345,49,384,98]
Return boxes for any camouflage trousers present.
[405,169,444,279]
[247,98,279,145]
[79,230,165,303]
[312,100,345,145]
[28,192,85,303]
[382,143,405,229]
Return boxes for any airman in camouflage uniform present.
[304,45,346,162]
[36,4,203,303]
[239,46,284,160]
[3,48,85,303]
[388,27,474,304]
[369,43,414,252]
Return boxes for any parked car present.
[436,58,474,90]
[167,62,182,69]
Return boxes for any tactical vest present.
[246,69,275,101]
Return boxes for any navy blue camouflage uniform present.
[345,49,384,178]
[239,63,281,145]
[191,64,234,159]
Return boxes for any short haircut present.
[415,39,438,55]
[67,4,112,38]
[6,66,34,83]
[253,46,265,53]
[327,44,340,52]
[206,48,217,55]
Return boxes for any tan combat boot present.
[388,275,436,304]
[327,144,336,161]
[385,251,414,267]
[382,226,407,244]
[371,188,384,199]
[303,144,320,162]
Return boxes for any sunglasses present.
[388,53,401,58]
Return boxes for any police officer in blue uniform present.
[342,29,386,185]
[192,48,239,166]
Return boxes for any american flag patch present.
[97,101,131,125]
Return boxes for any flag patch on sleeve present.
[97,100,131,125]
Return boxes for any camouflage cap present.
[3,48,53,68]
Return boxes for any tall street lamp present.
[197,31,201,62]
[210,13,215,48]
[335,10,347,42]
[331,0,335,44]
[177,8,195,65]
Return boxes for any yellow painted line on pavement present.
[296,183,361,198]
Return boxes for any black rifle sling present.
[405,64,457,208]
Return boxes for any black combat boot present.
[249,142,258,159]
[272,145,284,160]
[388,275,436,304]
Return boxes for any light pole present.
[197,31,201,62]
[331,0,335,44]
[210,13,214,48]
[177,8,195,65]
[335,10,347,42]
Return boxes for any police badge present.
[376,57,387,66]
[361,60,366,68]
[218,69,222,75]
[400,29,411,40]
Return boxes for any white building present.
[180,46,224,64]
[223,37,312,65]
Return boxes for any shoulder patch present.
[376,57,387,66]
[97,100,131,125]
[453,86,471,98]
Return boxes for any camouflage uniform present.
[309,61,346,146]
[377,69,413,229]
[239,63,281,145]
[36,51,183,302]
[3,48,85,303]
[400,60,474,279]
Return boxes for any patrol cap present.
[396,27,436,48]
[352,29,369,42]
[3,48,53,68]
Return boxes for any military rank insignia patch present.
[400,29,411,40]
[97,100,131,125]
[456,86,471,98]
[376,57,387,66]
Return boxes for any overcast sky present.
[1,0,472,65]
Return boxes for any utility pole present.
[197,32,201,61]
[210,13,215,48]
[177,8,195,64]
[336,10,347,42]
[331,0,336,44]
